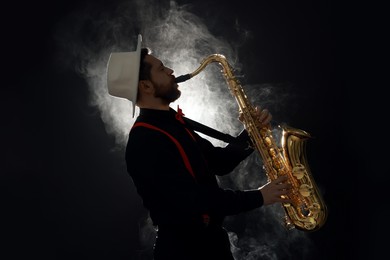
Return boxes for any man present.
[107,35,292,260]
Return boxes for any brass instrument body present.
[185,54,327,231]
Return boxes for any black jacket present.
[126,108,264,227]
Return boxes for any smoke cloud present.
[53,0,317,259]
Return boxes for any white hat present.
[107,34,142,117]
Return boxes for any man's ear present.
[138,80,153,94]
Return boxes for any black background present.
[3,0,372,259]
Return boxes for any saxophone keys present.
[308,203,321,214]
[283,216,295,230]
[303,217,317,230]
[292,163,306,179]
[298,184,311,197]
[264,136,272,146]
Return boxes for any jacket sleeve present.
[126,127,263,223]
[195,128,255,176]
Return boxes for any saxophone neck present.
[174,54,230,83]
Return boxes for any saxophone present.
[176,54,328,231]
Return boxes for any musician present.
[107,35,292,260]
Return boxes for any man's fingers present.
[274,175,288,183]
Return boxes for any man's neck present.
[137,103,170,111]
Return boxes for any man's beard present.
[153,82,181,104]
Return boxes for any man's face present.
[145,55,181,104]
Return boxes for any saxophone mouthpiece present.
[175,74,192,83]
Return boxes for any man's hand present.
[259,175,293,206]
[239,106,272,128]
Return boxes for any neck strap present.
[183,117,237,143]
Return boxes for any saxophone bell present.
[175,74,192,83]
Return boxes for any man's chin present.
[163,90,181,104]
[173,88,181,100]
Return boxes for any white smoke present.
[52,0,317,259]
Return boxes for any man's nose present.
[166,68,174,75]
